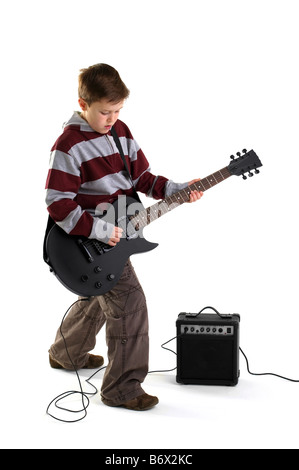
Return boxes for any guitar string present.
[130,166,231,232]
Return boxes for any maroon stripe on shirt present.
[135,171,168,199]
[69,211,93,237]
[47,199,79,222]
[152,175,168,199]
[131,149,150,180]
[52,127,101,154]
[80,153,125,183]
[46,169,81,193]
[112,119,133,139]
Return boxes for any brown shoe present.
[104,393,159,411]
[49,353,104,370]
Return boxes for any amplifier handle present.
[194,306,233,319]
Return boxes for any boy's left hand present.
[188,179,204,203]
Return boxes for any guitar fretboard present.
[128,166,231,235]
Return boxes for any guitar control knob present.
[81,275,89,282]
[95,282,102,288]
[94,266,102,273]
[107,274,115,281]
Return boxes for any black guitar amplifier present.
[176,311,240,386]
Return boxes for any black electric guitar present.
[45,149,262,296]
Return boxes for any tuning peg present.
[248,171,253,177]
[236,152,241,157]
[230,155,235,160]
[242,149,247,154]
[254,168,260,174]
[242,172,247,180]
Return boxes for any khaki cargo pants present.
[49,260,149,406]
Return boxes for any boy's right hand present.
[108,226,123,246]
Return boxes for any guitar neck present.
[130,166,231,232]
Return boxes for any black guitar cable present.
[46,298,106,423]
[46,303,299,423]
[239,347,299,382]
[46,298,178,422]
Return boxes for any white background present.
[1,0,299,450]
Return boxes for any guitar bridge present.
[77,239,94,262]
[77,238,114,261]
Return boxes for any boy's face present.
[78,98,124,134]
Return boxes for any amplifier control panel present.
[180,324,234,335]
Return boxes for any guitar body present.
[45,196,158,296]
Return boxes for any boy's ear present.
[78,98,87,111]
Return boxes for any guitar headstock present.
[228,149,262,180]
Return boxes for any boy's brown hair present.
[78,63,130,105]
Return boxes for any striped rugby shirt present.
[45,112,187,241]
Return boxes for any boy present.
[45,63,203,411]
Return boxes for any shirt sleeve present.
[45,148,114,241]
[117,121,188,200]
[116,121,169,199]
